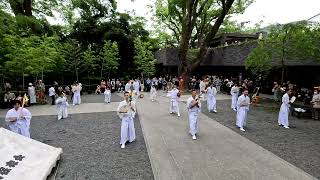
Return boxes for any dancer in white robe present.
[187,89,201,140]
[206,84,217,113]
[28,83,36,104]
[5,100,32,138]
[104,87,111,103]
[167,86,180,116]
[278,89,292,128]
[72,83,82,105]
[199,80,206,98]
[230,84,239,111]
[150,85,157,101]
[55,92,68,120]
[125,81,131,92]
[236,89,250,132]
[117,91,136,149]
[133,79,140,96]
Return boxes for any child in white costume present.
[150,85,157,101]
[55,92,69,120]
[104,87,111,103]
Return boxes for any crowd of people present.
[2,74,320,149]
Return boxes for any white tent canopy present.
[0,128,62,180]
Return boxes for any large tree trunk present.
[178,0,235,88]
[41,69,44,81]
[22,71,25,89]
[108,69,111,80]
[281,65,285,85]
[178,0,195,75]
[76,69,79,82]
[100,65,104,79]
[9,0,32,16]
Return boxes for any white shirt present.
[49,87,55,96]
[5,107,32,126]
[104,89,111,95]
[117,100,136,119]
[168,88,179,100]
[231,86,239,95]
[125,83,131,92]
[207,87,217,96]
[237,95,250,110]
[282,93,290,106]
[187,96,201,113]
[28,86,35,95]
[133,81,140,91]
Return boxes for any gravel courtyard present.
[202,98,320,179]
[0,107,154,180]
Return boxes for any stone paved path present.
[136,92,317,180]
[202,99,320,179]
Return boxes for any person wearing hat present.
[28,83,36,105]
[5,100,32,138]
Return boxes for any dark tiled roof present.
[155,42,320,66]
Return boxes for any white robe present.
[278,93,290,127]
[187,96,201,136]
[117,100,136,145]
[167,88,180,114]
[236,95,250,128]
[230,86,239,110]
[28,86,36,104]
[133,81,140,95]
[56,96,68,120]
[5,108,32,138]
[150,87,157,100]
[206,87,217,112]
[104,90,111,103]
[125,83,131,92]
[72,85,81,105]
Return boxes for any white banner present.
[0,128,62,180]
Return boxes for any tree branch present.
[164,21,180,42]
[169,17,181,35]
[205,0,235,44]
[196,0,208,17]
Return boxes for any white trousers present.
[189,111,199,136]
[120,117,136,145]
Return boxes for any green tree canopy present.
[133,38,156,77]
[245,21,320,83]
[101,40,120,79]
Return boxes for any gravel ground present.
[201,99,320,179]
[0,112,154,180]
